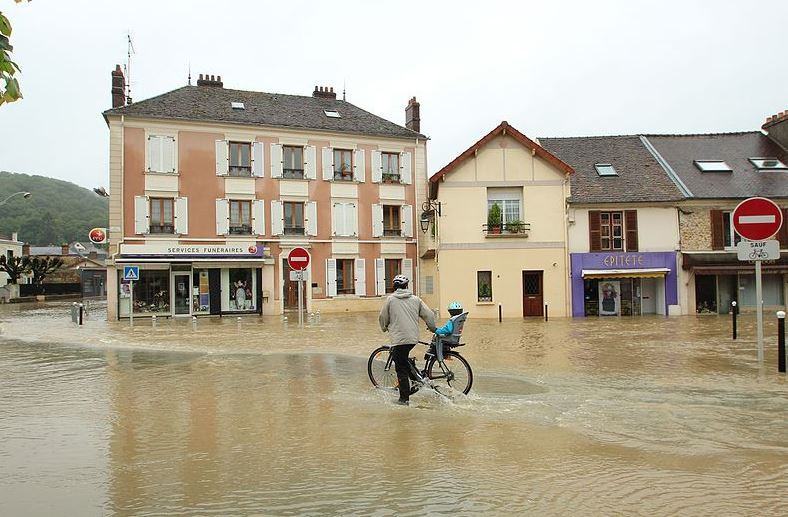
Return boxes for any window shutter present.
[625,210,638,252]
[353,149,365,182]
[401,205,413,238]
[215,140,228,176]
[710,210,724,250]
[253,199,266,235]
[326,259,337,297]
[375,258,385,295]
[400,152,412,184]
[304,145,317,180]
[322,147,334,181]
[134,195,149,234]
[145,136,153,172]
[355,258,366,296]
[252,141,264,177]
[346,203,357,236]
[148,136,162,172]
[371,151,382,183]
[270,143,283,178]
[162,136,176,173]
[174,197,188,234]
[778,209,788,248]
[403,258,413,285]
[372,204,384,237]
[306,201,318,236]
[215,199,229,235]
[588,211,601,252]
[270,201,284,236]
[332,202,343,236]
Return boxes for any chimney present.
[197,73,224,87]
[111,64,125,108]
[762,108,788,150]
[11,232,17,242]
[405,97,420,133]
[22,243,30,256]
[61,244,70,256]
[312,85,337,99]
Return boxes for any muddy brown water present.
[0,302,786,516]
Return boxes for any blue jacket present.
[435,319,453,336]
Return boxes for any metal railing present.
[284,226,305,235]
[283,168,305,179]
[229,224,252,235]
[482,222,530,236]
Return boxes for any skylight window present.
[231,102,245,110]
[594,163,618,176]
[749,157,788,170]
[324,110,341,118]
[694,160,731,173]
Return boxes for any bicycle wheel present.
[426,351,473,395]
[367,346,398,390]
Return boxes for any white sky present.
[1,0,786,190]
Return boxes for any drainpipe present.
[563,177,571,318]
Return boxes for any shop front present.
[115,243,273,318]
[570,251,679,317]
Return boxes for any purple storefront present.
[570,251,679,317]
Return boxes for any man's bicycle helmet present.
[392,274,409,290]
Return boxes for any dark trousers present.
[390,344,416,402]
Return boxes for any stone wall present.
[680,209,712,251]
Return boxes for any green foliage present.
[0,2,29,106]
[0,171,109,245]
[27,256,64,285]
[487,203,502,226]
[0,254,27,284]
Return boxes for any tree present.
[26,256,63,287]
[0,254,28,284]
[0,1,29,107]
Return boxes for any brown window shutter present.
[625,210,639,252]
[710,209,724,250]
[778,208,788,248]
[589,211,601,252]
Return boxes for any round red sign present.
[732,197,783,241]
[88,227,107,244]
[287,247,310,271]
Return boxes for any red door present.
[522,271,543,317]
[283,260,299,309]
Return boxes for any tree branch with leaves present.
[27,256,63,286]
[0,254,28,284]
[0,1,29,106]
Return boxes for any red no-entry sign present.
[287,247,310,271]
[732,197,783,241]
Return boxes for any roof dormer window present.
[594,163,618,176]
[749,157,788,170]
[324,110,341,118]
[231,102,245,110]
[694,160,731,173]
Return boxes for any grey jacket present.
[379,289,437,346]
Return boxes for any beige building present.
[421,122,573,319]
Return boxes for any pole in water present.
[755,260,764,362]
[544,304,548,322]
[129,280,134,327]
[151,314,157,327]
[731,301,737,340]
[78,303,84,326]
[297,276,304,328]
[498,304,502,323]
[777,311,786,374]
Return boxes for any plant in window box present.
[507,220,524,234]
[382,172,400,184]
[487,204,502,234]
[478,283,492,302]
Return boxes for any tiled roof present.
[644,132,788,199]
[103,86,425,140]
[539,135,685,204]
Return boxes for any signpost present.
[287,248,310,327]
[123,266,139,326]
[733,197,783,362]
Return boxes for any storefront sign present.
[601,254,645,267]
[120,243,266,258]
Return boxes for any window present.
[749,157,788,170]
[149,198,174,234]
[385,259,401,293]
[594,163,618,176]
[694,160,731,173]
[477,271,492,302]
[599,211,624,250]
[7,250,13,260]
[283,146,304,179]
[231,102,245,110]
[383,205,401,236]
[229,200,252,235]
[722,211,742,248]
[381,152,400,183]
[333,149,353,180]
[487,188,523,229]
[324,110,341,118]
[229,142,252,176]
[336,259,355,295]
[129,269,170,314]
[283,201,305,235]
[146,135,176,174]
[192,269,210,314]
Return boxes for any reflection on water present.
[0,302,786,515]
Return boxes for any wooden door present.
[283,260,298,309]
[522,271,543,317]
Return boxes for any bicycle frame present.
[381,341,455,393]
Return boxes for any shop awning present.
[582,268,670,279]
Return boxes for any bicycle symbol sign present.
[736,240,779,262]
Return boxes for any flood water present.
[0,302,786,516]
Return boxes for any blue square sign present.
[123,266,140,281]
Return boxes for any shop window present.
[230,200,252,234]
[381,152,400,183]
[333,149,353,181]
[477,271,492,302]
[385,259,401,293]
[227,268,255,311]
[229,142,252,176]
[283,146,304,179]
[383,205,401,236]
[192,269,210,314]
[150,198,174,234]
[336,259,355,295]
[283,202,305,235]
[127,269,170,314]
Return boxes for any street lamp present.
[420,200,441,234]
[0,191,31,206]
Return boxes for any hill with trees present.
[0,171,108,245]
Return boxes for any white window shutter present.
[403,258,413,285]
[253,199,265,235]
[215,199,229,235]
[175,197,188,234]
[371,151,382,183]
[375,258,386,295]
[162,136,176,173]
[332,202,343,236]
[400,152,412,184]
[326,259,338,297]
[270,200,284,236]
[145,136,153,172]
[215,140,228,176]
[372,204,384,237]
[322,147,334,181]
[306,201,318,236]
[270,143,283,178]
[346,202,357,237]
[150,135,165,172]
[304,145,317,180]
[353,149,365,182]
[252,141,264,177]
[355,258,366,296]
[401,205,413,238]
[134,195,149,234]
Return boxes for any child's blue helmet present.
[447,301,463,316]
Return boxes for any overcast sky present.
[1,0,786,190]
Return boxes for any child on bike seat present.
[435,301,464,338]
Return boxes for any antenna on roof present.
[187,61,192,86]
[125,32,135,104]
[342,79,346,101]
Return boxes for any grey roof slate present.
[644,132,788,199]
[103,86,425,140]
[539,135,685,204]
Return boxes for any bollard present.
[498,304,502,323]
[731,301,737,340]
[151,314,157,327]
[544,304,548,322]
[78,303,83,326]
[778,311,786,374]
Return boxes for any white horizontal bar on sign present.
[739,215,776,224]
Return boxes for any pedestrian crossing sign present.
[123,266,140,281]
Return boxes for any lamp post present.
[420,200,441,234]
[0,191,31,206]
